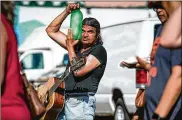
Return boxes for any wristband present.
[152,112,166,120]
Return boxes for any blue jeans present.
[57,92,96,120]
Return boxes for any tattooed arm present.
[66,29,100,77]
[73,54,100,77]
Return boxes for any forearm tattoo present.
[70,57,86,72]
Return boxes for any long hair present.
[1,1,15,25]
[82,17,103,45]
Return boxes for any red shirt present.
[1,13,31,120]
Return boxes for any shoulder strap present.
[79,44,101,57]
[63,44,101,77]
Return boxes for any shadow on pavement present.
[95,116,114,120]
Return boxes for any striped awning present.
[15,1,84,7]
[15,1,147,8]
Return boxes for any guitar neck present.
[48,58,85,96]
[48,79,64,95]
[48,69,70,96]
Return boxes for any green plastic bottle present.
[70,9,83,40]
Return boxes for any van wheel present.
[114,105,125,120]
[114,98,131,120]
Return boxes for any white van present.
[95,17,161,119]
[18,27,68,82]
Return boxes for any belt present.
[66,92,95,97]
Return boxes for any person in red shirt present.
[1,1,31,120]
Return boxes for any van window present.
[21,53,44,70]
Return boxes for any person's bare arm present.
[74,54,101,77]
[121,56,151,71]
[0,21,7,86]
[46,3,79,50]
[66,29,100,77]
[154,65,181,118]
[67,45,101,77]
[160,5,181,48]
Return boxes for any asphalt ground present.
[95,116,114,120]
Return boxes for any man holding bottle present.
[46,3,107,120]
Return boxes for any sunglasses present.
[153,4,164,12]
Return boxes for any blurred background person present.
[144,2,181,120]
[1,1,31,120]
[149,1,182,120]
[123,1,169,120]
[129,2,181,119]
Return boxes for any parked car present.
[95,17,161,119]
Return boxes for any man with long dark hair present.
[46,3,107,120]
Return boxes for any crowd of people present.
[124,1,181,120]
[1,1,181,120]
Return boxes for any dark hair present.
[1,1,15,25]
[82,17,103,45]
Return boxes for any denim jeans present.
[57,92,96,120]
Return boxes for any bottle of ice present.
[70,9,83,40]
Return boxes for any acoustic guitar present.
[38,77,65,120]
[38,57,86,120]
